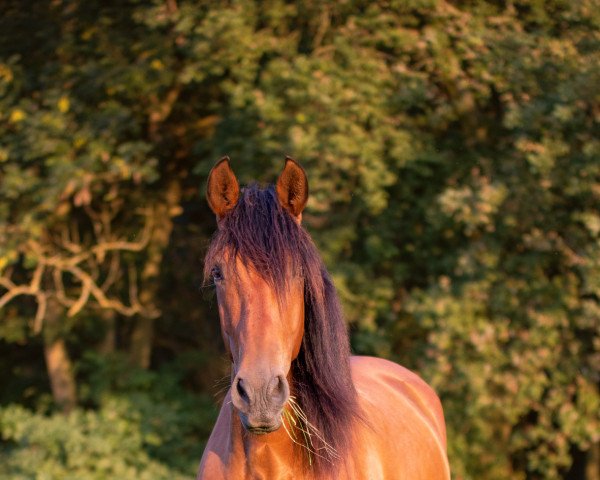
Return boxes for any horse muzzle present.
[231,372,290,435]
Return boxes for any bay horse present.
[198,157,450,479]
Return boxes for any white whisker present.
[283,398,340,464]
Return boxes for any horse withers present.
[198,157,450,479]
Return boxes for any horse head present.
[205,157,309,434]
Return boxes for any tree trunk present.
[129,179,181,368]
[43,299,77,413]
[130,315,154,369]
[97,309,116,355]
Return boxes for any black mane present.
[204,184,361,475]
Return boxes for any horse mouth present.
[247,425,279,435]
[240,414,281,435]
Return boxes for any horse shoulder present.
[349,356,450,480]
[197,391,235,480]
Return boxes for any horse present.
[197,157,450,479]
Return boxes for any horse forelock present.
[204,183,361,476]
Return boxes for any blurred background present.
[0,1,598,478]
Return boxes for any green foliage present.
[1,0,599,478]
[0,355,216,480]
[0,402,186,480]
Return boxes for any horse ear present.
[206,156,240,220]
[276,157,308,222]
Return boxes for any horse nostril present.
[236,378,250,405]
[269,375,289,404]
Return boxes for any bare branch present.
[0,285,36,309]
[83,203,102,238]
[31,264,44,290]
[65,265,157,318]
[70,220,80,246]
[99,205,113,238]
[0,264,44,309]
[2,207,158,327]
[100,252,121,292]
[53,269,75,308]
[0,276,16,290]
[33,292,47,334]
[67,276,91,317]
[33,210,154,269]
[59,224,82,254]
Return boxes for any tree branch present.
[0,265,47,330]
[2,208,158,328]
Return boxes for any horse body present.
[198,158,450,479]
[347,356,449,479]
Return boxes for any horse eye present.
[211,266,224,282]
